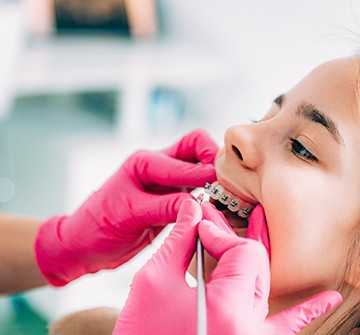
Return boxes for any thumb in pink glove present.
[35,129,218,286]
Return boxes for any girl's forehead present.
[288,58,360,119]
[296,58,359,93]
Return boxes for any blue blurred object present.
[0,295,48,335]
[147,87,185,134]
[54,0,130,35]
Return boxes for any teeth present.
[219,192,231,205]
[238,207,251,218]
[204,182,212,194]
[211,184,224,200]
[207,181,254,218]
[228,198,240,212]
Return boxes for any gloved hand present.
[35,129,218,286]
[113,200,342,335]
[200,204,343,335]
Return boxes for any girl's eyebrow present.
[273,94,344,145]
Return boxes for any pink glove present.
[35,129,218,286]
[113,200,342,335]
[201,204,343,334]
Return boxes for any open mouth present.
[204,181,271,258]
[205,181,255,234]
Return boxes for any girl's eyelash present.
[289,138,317,162]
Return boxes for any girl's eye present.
[289,138,317,162]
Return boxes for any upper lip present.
[216,175,258,205]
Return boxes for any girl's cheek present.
[215,147,225,162]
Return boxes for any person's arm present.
[0,213,47,294]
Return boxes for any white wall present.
[157,0,360,140]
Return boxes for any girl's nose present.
[224,124,262,170]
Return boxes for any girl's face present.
[214,58,360,306]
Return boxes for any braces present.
[204,181,253,218]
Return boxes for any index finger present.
[163,129,219,164]
[199,220,270,314]
[266,291,342,335]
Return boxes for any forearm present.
[0,213,47,294]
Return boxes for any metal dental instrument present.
[195,193,207,335]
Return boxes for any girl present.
[113,56,360,335]
[212,56,360,334]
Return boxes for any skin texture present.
[212,57,360,333]
[0,214,46,293]
[48,307,119,335]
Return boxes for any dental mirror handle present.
[195,193,207,335]
[197,235,207,335]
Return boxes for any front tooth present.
[228,198,240,212]
[210,184,224,200]
[219,192,231,205]
[204,182,212,194]
[238,207,251,218]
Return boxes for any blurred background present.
[0,0,360,333]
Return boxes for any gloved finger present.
[142,194,234,240]
[252,255,271,317]
[201,201,237,236]
[199,220,269,307]
[199,219,267,262]
[246,205,271,259]
[147,199,202,275]
[202,200,270,307]
[163,128,219,164]
[141,192,192,226]
[200,208,271,315]
[131,151,216,188]
[266,290,343,335]
[244,206,271,312]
